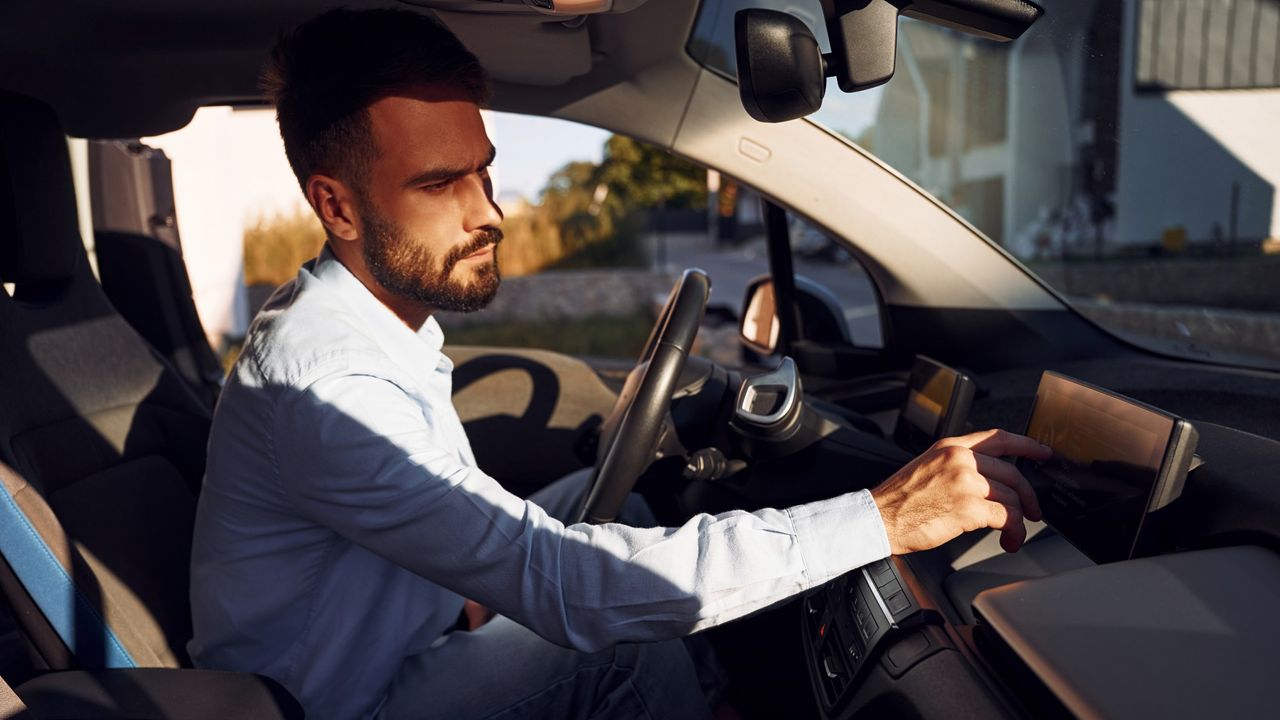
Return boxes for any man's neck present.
[327,242,433,331]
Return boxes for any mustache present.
[442,227,504,269]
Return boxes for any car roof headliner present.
[0,0,699,138]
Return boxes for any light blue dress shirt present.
[188,248,891,720]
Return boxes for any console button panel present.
[803,557,938,717]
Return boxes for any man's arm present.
[273,372,1045,652]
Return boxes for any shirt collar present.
[309,245,453,379]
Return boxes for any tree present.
[596,135,707,212]
[497,135,708,274]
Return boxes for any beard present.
[360,204,503,313]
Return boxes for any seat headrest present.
[0,89,83,285]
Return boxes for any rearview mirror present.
[735,0,1043,122]
[734,9,827,123]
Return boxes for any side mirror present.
[739,274,853,356]
[740,278,781,355]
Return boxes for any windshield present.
[690,0,1280,371]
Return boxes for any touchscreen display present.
[1020,373,1176,564]
[899,360,957,439]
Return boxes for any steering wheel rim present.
[574,269,710,524]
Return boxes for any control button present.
[877,578,902,597]
[870,561,895,585]
[847,643,860,663]
[860,616,878,640]
[886,591,912,615]
[823,655,844,679]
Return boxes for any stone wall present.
[439,269,678,326]
[1031,256,1280,312]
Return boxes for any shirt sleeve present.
[272,371,891,653]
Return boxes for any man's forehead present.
[366,84,490,167]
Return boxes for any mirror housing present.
[735,0,1043,121]
[739,274,852,356]
[735,9,827,123]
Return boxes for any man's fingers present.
[950,428,1051,461]
[984,500,1027,552]
[979,475,1020,507]
[974,455,1042,522]
[1000,520,1028,553]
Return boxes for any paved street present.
[658,231,883,346]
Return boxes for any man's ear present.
[305,174,360,242]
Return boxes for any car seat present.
[0,88,300,717]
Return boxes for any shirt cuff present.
[787,489,891,585]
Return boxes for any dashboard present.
[793,356,1280,719]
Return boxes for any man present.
[189,8,1051,720]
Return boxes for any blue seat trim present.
[0,482,136,669]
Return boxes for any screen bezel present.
[894,355,974,453]
[1018,371,1189,564]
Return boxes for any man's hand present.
[871,429,1051,555]
[463,599,495,631]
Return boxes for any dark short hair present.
[261,8,488,194]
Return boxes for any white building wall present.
[1116,89,1280,245]
[1115,0,1280,247]
[1003,30,1075,252]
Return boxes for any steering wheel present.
[574,269,710,524]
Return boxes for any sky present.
[487,111,611,201]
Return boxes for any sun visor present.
[434,11,594,86]
[0,89,82,285]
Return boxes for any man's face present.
[356,84,503,313]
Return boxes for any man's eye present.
[420,181,451,193]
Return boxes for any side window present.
[787,215,884,350]
[442,115,730,362]
[141,106,876,368]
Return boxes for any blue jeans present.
[376,470,713,720]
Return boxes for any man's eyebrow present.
[402,145,497,189]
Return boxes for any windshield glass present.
[690,0,1280,371]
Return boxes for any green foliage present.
[499,135,708,276]
[596,135,708,212]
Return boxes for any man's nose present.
[462,172,503,231]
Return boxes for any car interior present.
[2,0,1279,719]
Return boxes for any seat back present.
[0,88,211,671]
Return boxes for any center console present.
[801,367,1209,718]
[801,556,943,717]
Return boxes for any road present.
[658,231,884,347]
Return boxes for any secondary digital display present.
[895,356,972,453]
[900,369,954,439]
[1019,373,1177,564]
